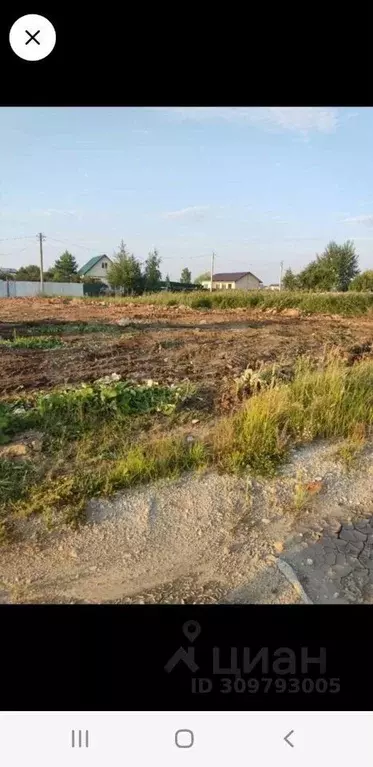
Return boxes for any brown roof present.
[212,271,262,282]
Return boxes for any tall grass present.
[87,290,373,316]
[214,354,373,475]
[3,354,373,536]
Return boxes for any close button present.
[9,15,56,61]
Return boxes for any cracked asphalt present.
[282,517,373,603]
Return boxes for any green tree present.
[144,248,162,291]
[349,270,373,291]
[322,240,359,291]
[282,268,299,290]
[43,269,55,282]
[297,256,337,291]
[52,251,79,282]
[194,271,210,284]
[180,267,192,284]
[292,241,360,292]
[15,264,40,281]
[107,241,144,295]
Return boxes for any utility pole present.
[38,233,45,293]
[279,260,284,291]
[210,251,215,292]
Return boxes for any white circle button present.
[9,15,56,61]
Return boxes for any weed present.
[292,471,309,510]
[88,289,373,317]
[3,353,373,539]
[0,336,63,349]
[0,379,189,442]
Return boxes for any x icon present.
[25,29,40,45]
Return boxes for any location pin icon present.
[182,620,201,642]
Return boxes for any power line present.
[46,237,95,252]
[0,235,35,242]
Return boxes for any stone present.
[273,541,284,553]
[306,558,313,565]
[281,308,302,318]
[0,443,28,459]
[339,529,367,542]
[117,318,131,326]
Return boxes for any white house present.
[78,254,113,285]
[201,271,263,291]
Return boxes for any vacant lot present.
[2,295,373,603]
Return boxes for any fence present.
[0,281,84,298]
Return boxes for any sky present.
[1,106,373,284]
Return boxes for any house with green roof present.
[78,254,112,285]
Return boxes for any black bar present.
[0,605,371,710]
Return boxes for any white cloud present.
[344,214,373,226]
[158,107,339,135]
[162,205,210,221]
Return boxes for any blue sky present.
[1,106,373,284]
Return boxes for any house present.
[268,283,280,291]
[201,271,263,291]
[78,254,113,286]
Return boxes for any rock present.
[117,318,131,326]
[281,308,302,318]
[0,443,28,459]
[305,480,323,494]
[199,320,207,325]
[191,419,200,425]
[261,518,270,525]
[306,558,313,565]
[273,541,284,553]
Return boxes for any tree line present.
[283,240,373,292]
[0,242,197,293]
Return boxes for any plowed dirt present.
[1,298,372,399]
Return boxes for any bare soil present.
[1,298,372,398]
[2,298,373,604]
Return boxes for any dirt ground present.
[2,297,373,604]
[1,297,372,397]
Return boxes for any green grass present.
[0,336,64,349]
[0,379,190,444]
[9,322,123,336]
[2,354,373,539]
[87,289,373,316]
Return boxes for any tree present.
[43,268,55,282]
[194,271,210,284]
[297,256,337,291]
[51,251,79,282]
[289,241,360,292]
[282,268,299,290]
[322,240,359,291]
[15,264,40,281]
[144,248,162,291]
[180,267,192,284]
[349,270,373,292]
[107,241,144,295]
